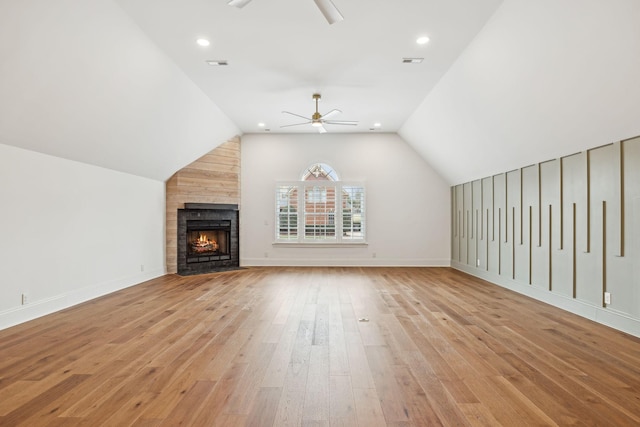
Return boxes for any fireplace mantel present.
[184,203,238,211]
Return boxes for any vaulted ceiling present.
[115,0,502,135]
[2,0,639,184]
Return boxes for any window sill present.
[272,241,368,248]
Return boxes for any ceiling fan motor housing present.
[312,94,323,121]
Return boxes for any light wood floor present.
[2,267,640,426]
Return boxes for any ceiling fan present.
[227,0,344,25]
[281,93,358,134]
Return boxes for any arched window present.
[301,163,339,181]
[276,163,365,243]
[301,163,336,204]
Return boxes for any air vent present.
[206,60,228,66]
[402,58,423,64]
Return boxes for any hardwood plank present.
[0,374,90,426]
[302,345,330,423]
[131,418,163,427]
[345,331,375,389]
[272,315,314,426]
[90,390,160,426]
[352,387,387,427]
[222,342,278,415]
[261,326,298,388]
[157,380,218,427]
[329,302,349,376]
[1,267,640,425]
[69,366,164,421]
[199,319,254,381]
[246,386,282,427]
[457,403,502,427]
[0,381,43,416]
[189,362,248,425]
[399,350,471,426]
[365,345,409,424]
[329,375,356,425]
[215,413,249,427]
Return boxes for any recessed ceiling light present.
[196,38,210,47]
[416,36,430,45]
[206,60,228,66]
[374,122,381,127]
[258,122,265,127]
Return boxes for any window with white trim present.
[276,163,365,243]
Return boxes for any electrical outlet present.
[604,292,611,305]
[372,252,377,258]
[21,293,28,305]
[264,252,269,258]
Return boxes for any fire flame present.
[192,233,219,252]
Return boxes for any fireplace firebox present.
[187,221,230,259]
[177,204,239,275]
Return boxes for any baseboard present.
[241,258,451,267]
[0,269,165,331]
[452,260,640,339]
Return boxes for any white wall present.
[0,0,239,181]
[0,144,165,330]
[240,133,450,266]
[400,0,640,185]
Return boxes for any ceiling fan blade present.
[280,121,312,128]
[323,120,358,126]
[313,0,344,24]
[318,125,328,134]
[282,111,312,121]
[227,0,253,8]
[322,109,342,119]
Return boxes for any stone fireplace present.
[177,203,239,275]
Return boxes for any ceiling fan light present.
[311,121,323,127]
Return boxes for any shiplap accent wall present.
[165,138,240,273]
[452,136,640,337]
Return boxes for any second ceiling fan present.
[227,0,344,25]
